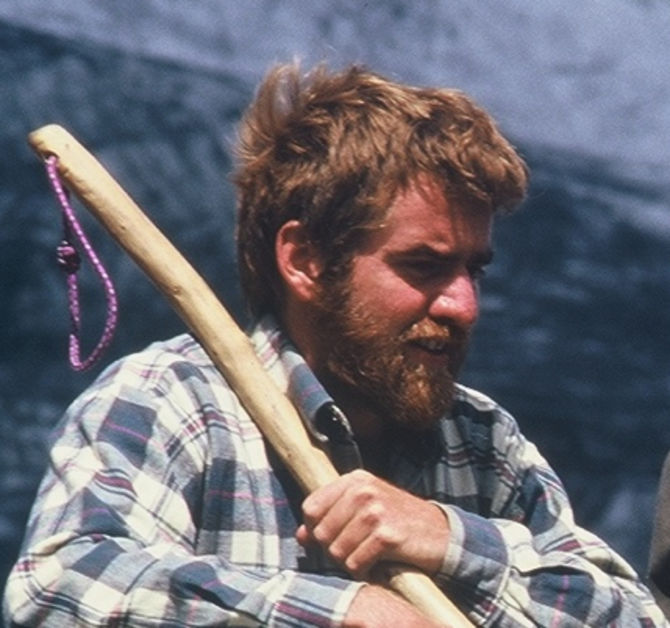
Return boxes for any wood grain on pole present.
[28,124,474,628]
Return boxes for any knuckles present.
[311,524,332,545]
[294,472,444,579]
[299,470,410,570]
[359,500,386,524]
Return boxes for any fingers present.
[299,470,408,578]
[298,470,450,577]
[332,518,399,578]
[301,472,354,530]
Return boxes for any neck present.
[318,372,384,439]
[319,374,390,474]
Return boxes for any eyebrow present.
[387,244,495,265]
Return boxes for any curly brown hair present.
[234,63,528,317]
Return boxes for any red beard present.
[316,285,469,431]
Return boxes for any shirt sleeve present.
[3,348,363,627]
[432,408,668,627]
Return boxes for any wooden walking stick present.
[28,124,474,628]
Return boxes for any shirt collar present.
[249,314,338,444]
[249,315,443,477]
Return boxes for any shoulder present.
[451,383,520,434]
[88,334,221,397]
[443,385,561,517]
[446,383,544,466]
[453,383,501,411]
[107,333,214,378]
[52,335,251,468]
[57,334,234,437]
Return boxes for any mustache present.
[400,319,466,344]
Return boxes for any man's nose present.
[427,271,479,328]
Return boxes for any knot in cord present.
[56,241,81,274]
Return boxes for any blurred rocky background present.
[1,1,669,607]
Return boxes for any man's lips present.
[404,339,456,372]
[400,320,468,367]
[405,331,468,371]
[409,336,450,354]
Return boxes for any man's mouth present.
[411,337,450,354]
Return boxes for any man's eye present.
[397,257,489,283]
[403,260,442,278]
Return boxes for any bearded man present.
[5,63,666,627]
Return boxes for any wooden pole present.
[28,124,474,628]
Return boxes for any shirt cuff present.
[239,571,365,627]
[430,503,509,610]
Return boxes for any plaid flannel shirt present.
[4,316,666,626]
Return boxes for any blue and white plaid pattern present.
[4,316,666,626]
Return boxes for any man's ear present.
[275,220,323,303]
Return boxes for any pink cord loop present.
[45,155,118,371]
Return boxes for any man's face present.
[316,179,493,430]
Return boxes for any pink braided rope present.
[45,155,118,371]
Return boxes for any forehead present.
[361,179,493,256]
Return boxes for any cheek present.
[353,274,428,323]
